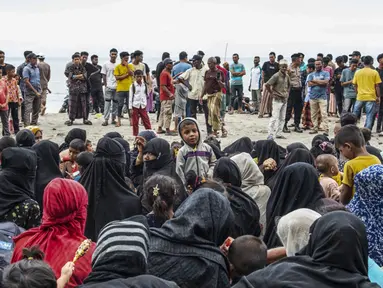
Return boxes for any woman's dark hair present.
[69,139,86,152]
[144,175,176,220]
[3,246,56,288]
[134,69,144,76]
[340,112,357,127]
[310,139,336,159]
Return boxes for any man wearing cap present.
[284,53,303,133]
[350,51,364,69]
[37,53,50,116]
[22,53,41,126]
[178,55,205,120]
[265,59,291,140]
[172,51,192,129]
[157,58,176,136]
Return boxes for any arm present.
[339,184,353,204]
[176,150,186,186]
[207,146,217,179]
[376,84,380,103]
[240,65,246,76]
[339,162,354,204]
[129,84,133,110]
[354,83,358,95]
[47,66,51,82]
[24,79,40,95]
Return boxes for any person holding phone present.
[202,57,225,137]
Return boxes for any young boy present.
[316,154,341,201]
[61,139,86,179]
[4,65,22,134]
[129,70,152,136]
[0,76,10,136]
[176,118,216,185]
[335,125,380,204]
[221,235,267,285]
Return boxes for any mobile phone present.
[216,72,220,80]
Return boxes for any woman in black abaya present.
[213,157,261,238]
[233,211,380,288]
[263,163,324,249]
[15,129,35,148]
[222,136,253,156]
[32,140,63,212]
[80,137,141,241]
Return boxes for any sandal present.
[102,121,108,126]
[65,120,73,126]
[83,120,92,125]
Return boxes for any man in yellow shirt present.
[352,56,381,130]
[335,125,381,205]
[114,51,134,127]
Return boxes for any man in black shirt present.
[333,56,347,115]
[80,51,93,115]
[89,55,104,114]
[259,52,279,117]
[0,51,8,77]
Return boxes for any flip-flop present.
[83,120,92,125]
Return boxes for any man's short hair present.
[307,58,316,64]
[340,112,357,126]
[72,53,80,60]
[377,53,383,62]
[228,235,267,276]
[323,57,330,64]
[317,53,324,58]
[134,50,143,57]
[120,51,130,59]
[179,119,197,131]
[134,69,144,76]
[326,54,333,60]
[335,56,343,64]
[360,127,372,143]
[307,63,315,70]
[269,52,276,56]
[350,59,359,65]
[90,55,98,61]
[277,55,284,62]
[179,51,188,60]
[363,55,373,65]
[233,53,239,58]
[80,51,89,57]
[162,52,170,61]
[298,52,305,58]
[23,50,33,58]
[335,125,365,148]
[0,136,16,152]
[291,53,300,62]
[0,50,4,55]
[215,56,221,64]
[5,64,15,72]
[110,48,118,53]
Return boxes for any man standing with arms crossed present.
[101,48,118,126]
[23,53,41,126]
[229,53,246,114]
[284,53,303,133]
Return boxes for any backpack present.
[0,222,25,264]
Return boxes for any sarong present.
[174,84,188,117]
[259,84,272,116]
[207,92,222,131]
[69,91,87,121]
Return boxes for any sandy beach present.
[31,112,383,150]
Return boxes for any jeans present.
[8,102,20,134]
[117,91,129,117]
[285,88,303,127]
[188,99,199,119]
[310,98,329,132]
[231,84,243,109]
[268,100,287,137]
[91,89,105,113]
[0,110,10,136]
[343,98,356,113]
[353,100,376,130]
[103,88,118,121]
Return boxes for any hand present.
[61,262,75,281]
[376,97,381,105]
[169,94,175,100]
[36,92,41,97]
[129,109,132,115]
[248,86,251,92]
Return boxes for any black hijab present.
[286,142,308,153]
[0,147,37,217]
[80,137,141,241]
[104,131,123,139]
[149,188,234,288]
[213,158,261,238]
[31,141,63,211]
[266,148,316,190]
[223,137,253,156]
[311,134,329,147]
[59,128,86,152]
[263,163,325,249]
[113,138,131,177]
[141,138,187,214]
[15,129,35,148]
[233,211,380,288]
[253,140,282,184]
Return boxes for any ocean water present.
[6,56,267,113]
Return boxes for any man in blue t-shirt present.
[229,53,246,113]
[307,59,330,135]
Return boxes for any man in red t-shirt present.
[157,58,177,135]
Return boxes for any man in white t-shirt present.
[101,48,118,126]
[249,56,262,113]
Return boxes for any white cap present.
[37,53,45,59]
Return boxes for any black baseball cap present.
[349,51,361,57]
[197,50,205,57]
[190,55,202,62]
[27,53,37,59]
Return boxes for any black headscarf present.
[104,131,123,139]
[59,128,86,152]
[233,211,379,288]
[31,140,63,211]
[82,276,179,288]
[213,158,261,238]
[15,129,35,148]
[253,140,281,165]
[140,138,187,214]
[286,142,308,153]
[113,138,131,177]
[0,147,37,217]
[80,137,141,241]
[223,137,253,156]
[266,148,316,190]
[149,188,234,288]
[311,134,329,147]
[263,163,325,249]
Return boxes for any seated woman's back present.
[0,147,40,230]
[148,188,234,288]
[11,178,95,288]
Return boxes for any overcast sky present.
[1,0,383,59]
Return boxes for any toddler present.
[317,154,341,201]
